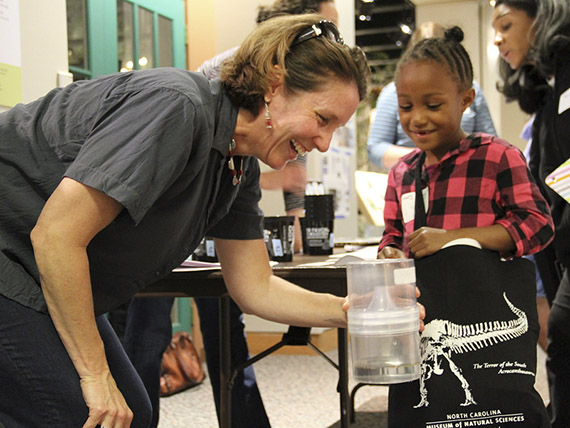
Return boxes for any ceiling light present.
[399,23,412,34]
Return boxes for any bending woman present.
[0,15,369,428]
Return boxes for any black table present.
[138,253,350,428]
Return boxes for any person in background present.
[521,115,550,352]
[492,0,570,425]
[367,21,497,171]
[376,25,553,426]
[196,2,339,427]
[109,2,342,428]
[200,0,339,254]
[0,14,370,428]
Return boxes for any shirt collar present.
[210,78,239,156]
[405,133,491,170]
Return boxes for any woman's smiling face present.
[259,78,359,170]
[492,3,536,70]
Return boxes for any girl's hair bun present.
[444,26,464,43]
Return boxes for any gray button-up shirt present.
[0,68,263,315]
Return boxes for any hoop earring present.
[264,101,273,129]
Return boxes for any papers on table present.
[176,257,278,271]
[180,259,220,268]
[293,245,380,268]
[546,158,570,205]
[176,258,221,271]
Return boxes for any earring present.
[264,101,273,129]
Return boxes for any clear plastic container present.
[347,259,420,384]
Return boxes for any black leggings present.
[547,267,570,428]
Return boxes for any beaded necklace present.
[228,139,243,186]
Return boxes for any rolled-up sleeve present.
[495,147,554,257]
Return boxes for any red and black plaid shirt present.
[380,133,554,258]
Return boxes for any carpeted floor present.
[157,346,549,428]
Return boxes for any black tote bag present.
[387,152,550,428]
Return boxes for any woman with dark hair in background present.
[492,0,570,426]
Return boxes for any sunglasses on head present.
[291,19,344,47]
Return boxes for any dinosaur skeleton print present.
[415,293,529,408]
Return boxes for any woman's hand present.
[417,287,426,332]
[341,296,349,313]
[81,370,133,428]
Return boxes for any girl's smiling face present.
[257,78,359,170]
[396,60,474,165]
[492,3,536,70]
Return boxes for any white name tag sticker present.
[401,187,429,224]
[206,240,216,257]
[394,267,416,285]
[272,239,284,257]
[559,87,570,115]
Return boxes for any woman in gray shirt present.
[0,15,370,428]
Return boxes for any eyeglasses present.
[291,20,344,47]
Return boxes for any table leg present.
[337,328,350,427]
[219,296,232,428]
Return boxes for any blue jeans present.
[0,294,152,428]
[195,297,271,428]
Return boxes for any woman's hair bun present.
[444,26,464,43]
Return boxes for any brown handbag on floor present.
[160,331,205,397]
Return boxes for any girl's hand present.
[80,370,133,428]
[377,246,406,259]
[408,227,453,259]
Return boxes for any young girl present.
[378,26,554,427]
[378,26,552,262]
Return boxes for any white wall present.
[0,0,69,113]
[415,0,481,82]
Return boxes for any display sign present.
[0,0,22,107]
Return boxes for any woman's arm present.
[472,81,498,136]
[259,161,307,193]
[214,238,347,328]
[31,177,132,428]
[367,83,405,170]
